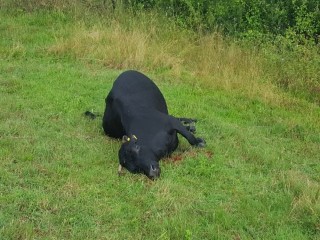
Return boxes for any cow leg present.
[177,117,197,133]
[170,117,205,147]
[177,117,197,124]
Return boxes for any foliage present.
[124,0,319,43]
[1,0,319,44]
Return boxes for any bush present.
[124,0,319,44]
[2,0,319,44]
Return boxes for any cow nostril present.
[150,164,158,172]
[148,164,160,180]
[151,165,155,171]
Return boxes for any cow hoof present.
[196,138,206,148]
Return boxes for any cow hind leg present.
[177,117,197,124]
[170,117,205,147]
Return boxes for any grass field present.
[0,7,320,240]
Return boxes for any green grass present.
[1,8,320,240]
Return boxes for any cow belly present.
[102,106,125,139]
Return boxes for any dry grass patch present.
[183,34,283,103]
[49,21,183,74]
[48,18,282,103]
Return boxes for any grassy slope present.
[0,10,319,239]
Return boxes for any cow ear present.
[122,135,130,143]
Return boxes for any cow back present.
[111,70,168,114]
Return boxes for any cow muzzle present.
[148,164,160,180]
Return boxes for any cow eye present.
[131,145,140,155]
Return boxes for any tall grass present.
[2,0,319,103]
[3,0,317,104]
[46,9,283,105]
[49,19,183,74]
[261,38,320,104]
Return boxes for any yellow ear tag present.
[132,135,138,140]
[127,137,131,141]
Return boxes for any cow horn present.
[118,164,123,175]
[122,135,130,143]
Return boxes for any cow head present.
[118,135,160,180]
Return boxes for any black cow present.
[89,70,205,179]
